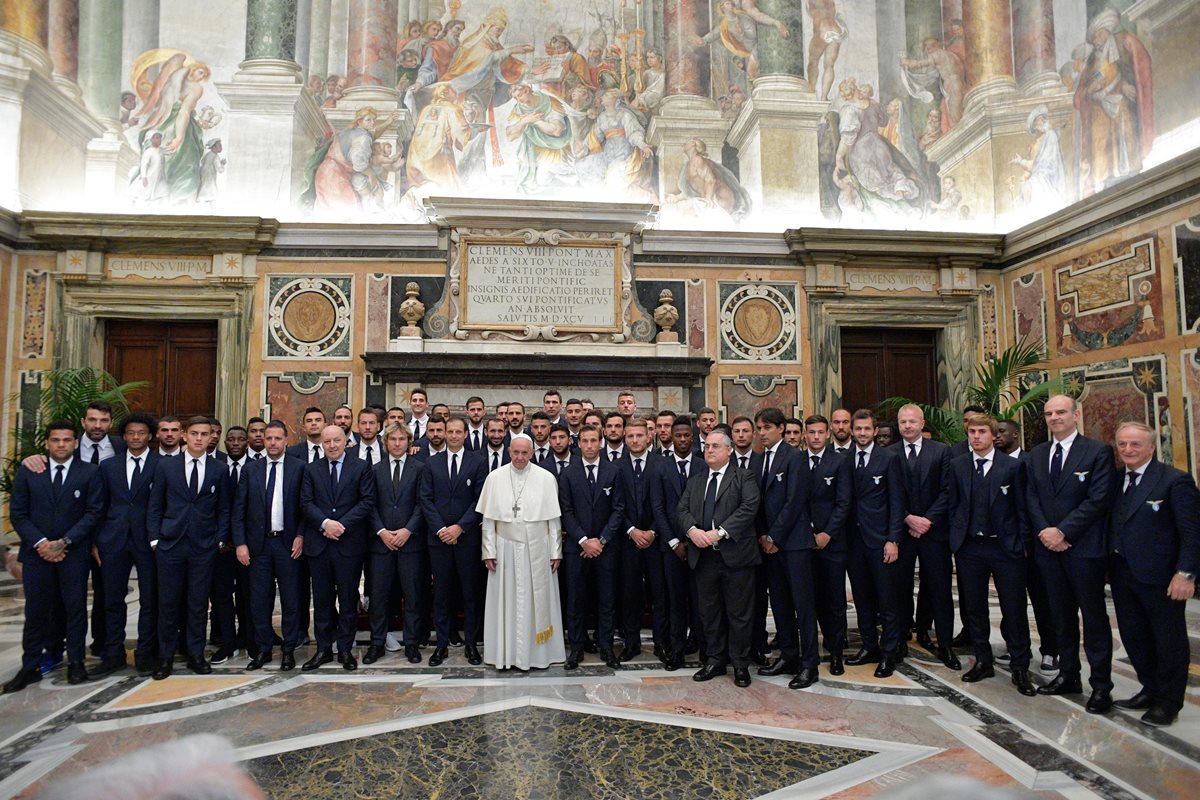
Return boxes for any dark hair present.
[466,396,485,407]
[387,406,404,414]
[209,417,222,427]
[753,408,786,426]
[265,419,289,435]
[85,400,114,417]
[358,407,384,424]
[656,409,677,420]
[486,415,507,428]
[158,415,180,425]
[999,418,1022,431]
[603,411,625,424]
[303,406,324,418]
[731,415,753,426]
[697,406,716,416]
[46,419,79,437]
[247,416,266,427]
[531,411,551,422]
[851,409,877,425]
[410,388,427,401]
[673,414,693,429]
[445,415,468,432]
[787,416,805,427]
[508,401,525,412]
[226,425,247,435]
[565,398,582,406]
[550,423,570,436]
[962,404,986,415]
[186,415,213,430]
[803,414,828,427]
[712,423,733,437]
[120,412,158,437]
[543,389,561,400]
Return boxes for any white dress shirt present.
[1049,430,1079,470]
[901,437,922,460]
[971,448,995,477]
[36,456,75,546]
[266,456,285,531]
[80,436,116,463]
[125,450,149,489]
[357,438,383,463]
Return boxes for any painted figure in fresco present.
[396,50,422,91]
[406,85,472,193]
[693,0,789,83]
[457,95,490,188]
[806,0,847,102]
[414,19,467,90]
[900,37,966,132]
[399,20,424,55]
[631,49,665,114]
[129,50,212,205]
[672,137,753,224]
[366,141,406,211]
[196,138,225,208]
[306,74,326,105]
[120,92,140,129]
[564,85,599,159]
[918,108,942,150]
[575,88,657,203]
[1011,105,1067,208]
[136,132,167,203]
[507,83,574,194]
[928,175,961,217]
[1074,9,1153,196]
[532,34,596,102]
[306,106,401,213]
[322,75,346,109]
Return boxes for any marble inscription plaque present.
[460,239,620,332]
[108,256,209,280]
[845,268,936,292]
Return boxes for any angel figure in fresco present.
[693,0,789,83]
[128,49,213,205]
[806,0,847,102]
[299,106,401,214]
[406,85,473,193]
[900,37,966,132]
[1010,105,1067,209]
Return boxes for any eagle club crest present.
[1074,471,1089,482]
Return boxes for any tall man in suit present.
[1108,422,1200,727]
[419,415,487,666]
[542,424,574,477]
[483,416,510,473]
[286,407,327,463]
[559,424,626,670]
[465,396,488,451]
[894,404,960,670]
[366,423,427,665]
[949,414,1036,697]
[211,426,251,664]
[803,415,852,676]
[147,416,232,679]
[4,421,105,693]
[233,420,306,672]
[92,413,160,678]
[1027,395,1115,713]
[677,429,761,688]
[349,407,384,466]
[615,417,666,663]
[300,425,375,671]
[844,409,907,678]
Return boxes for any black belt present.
[266,530,286,538]
[972,532,999,539]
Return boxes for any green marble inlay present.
[244,706,873,799]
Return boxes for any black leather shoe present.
[449,631,464,647]
[187,657,212,675]
[938,646,962,671]
[684,636,698,655]
[692,663,727,682]
[280,651,295,671]
[428,647,448,667]
[828,654,844,675]
[301,651,333,671]
[135,655,157,676]
[896,643,909,661]
[362,645,386,665]
[788,668,819,689]
[1012,669,1037,696]
[1085,688,1113,714]
[757,658,797,677]
[873,657,896,678]
[3,668,42,693]
[845,648,881,666]
[663,652,681,672]
[65,662,88,685]
[733,667,751,688]
[653,645,668,664]
[962,661,995,682]
[619,645,642,663]
[152,660,173,680]
[210,648,234,665]
[583,635,598,654]
[465,645,483,666]
[564,648,583,670]
[1141,706,1178,727]
[915,630,935,650]
[750,649,768,667]
[950,629,970,648]
[339,652,357,671]
[1037,674,1083,695]
[245,652,273,671]
[602,650,621,669]
[1114,690,1153,710]
[405,645,422,664]
[90,657,127,678]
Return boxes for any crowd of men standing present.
[4,389,1197,728]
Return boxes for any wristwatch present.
[61,537,72,549]
[1177,571,1196,582]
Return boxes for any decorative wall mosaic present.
[718,282,798,363]
[265,276,353,359]
[687,279,706,358]
[979,283,999,360]
[1011,271,1047,348]
[262,372,351,444]
[719,375,801,422]
[20,270,48,359]
[1064,355,1171,461]
[1182,349,1200,477]
[1054,236,1163,355]
[1173,216,1200,334]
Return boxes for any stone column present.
[47,0,80,97]
[961,0,1015,104]
[0,0,49,209]
[662,0,708,98]
[309,0,330,78]
[342,0,397,103]
[752,0,804,82]
[0,0,47,45]
[295,0,312,79]
[78,0,137,200]
[1011,0,1059,95]
[245,0,299,67]
[122,0,159,83]
[328,0,348,77]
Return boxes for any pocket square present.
[1147,499,1163,512]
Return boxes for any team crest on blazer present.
[872,475,882,485]
[1147,499,1163,512]
[1000,485,1010,495]
[466,478,471,486]
[775,473,784,482]
[73,489,80,498]
[210,485,216,493]
[824,476,834,485]
[1074,471,1089,482]
[602,486,612,495]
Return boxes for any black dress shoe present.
[245,652,273,671]
[1141,706,1178,727]
[1037,674,1083,695]
[653,645,668,664]
[90,657,127,678]
[962,661,995,682]
[340,652,357,671]
[1114,690,1153,710]
[788,668,819,689]
[465,645,483,666]
[280,651,296,671]
[619,645,642,663]
[937,647,962,671]
[733,667,751,688]
[449,631,464,647]
[915,630,935,650]
[873,657,896,678]
[750,649,768,667]
[301,651,333,671]
[210,649,234,665]
[564,648,583,670]
[1085,688,1113,714]
[428,647,448,667]
[663,653,681,672]
[187,657,212,675]
[693,663,727,682]
[405,645,422,664]
[1012,669,1037,696]
[3,668,42,693]
[602,650,621,669]
[896,643,909,660]
[583,636,598,654]
[757,658,797,677]
[684,636,699,655]
[845,648,881,666]
[135,655,157,676]
[950,629,970,648]
[828,654,844,676]
[152,660,173,680]
[362,645,386,665]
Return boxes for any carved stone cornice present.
[785,227,1004,269]
[16,211,280,254]
[362,350,713,387]
[424,196,657,233]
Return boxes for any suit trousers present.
[955,537,1031,669]
[899,534,955,647]
[1110,556,1189,713]
[210,549,244,653]
[88,558,107,651]
[430,537,482,647]
[1026,551,1059,657]
[1034,549,1112,690]
[249,536,302,653]
[157,546,215,660]
[99,544,158,661]
[563,543,618,651]
[619,538,667,650]
[656,547,692,656]
[21,545,90,670]
[692,548,755,668]
[767,549,820,669]
[369,548,427,647]
[752,560,770,652]
[308,548,364,655]
[847,539,903,657]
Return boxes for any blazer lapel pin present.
[1147,499,1162,512]
[872,475,882,485]
[1074,471,1089,482]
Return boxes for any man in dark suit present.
[844,409,907,678]
[211,426,252,664]
[1027,394,1115,713]
[650,416,707,670]
[615,418,666,663]
[233,420,306,672]
[1107,422,1199,727]
[365,423,427,665]
[3,421,105,693]
[894,404,960,670]
[803,415,852,676]
[147,416,232,679]
[483,416,510,473]
[286,407,327,463]
[753,408,820,689]
[949,414,1036,696]
[92,413,160,678]
[541,424,574,477]
[559,424,626,670]
[410,416,447,462]
[348,408,384,466]
[677,428,761,688]
[419,415,487,666]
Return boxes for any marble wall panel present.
[719,375,801,421]
[20,270,48,359]
[366,273,390,351]
[1011,271,1046,347]
[262,372,351,444]
[1173,215,1200,334]
[979,283,998,359]
[686,278,706,358]
[265,275,353,359]
[1182,349,1200,477]
[717,281,799,363]
[1064,354,1171,461]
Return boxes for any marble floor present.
[0,586,1196,799]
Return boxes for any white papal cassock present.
[477,462,566,670]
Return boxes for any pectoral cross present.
[512,500,521,514]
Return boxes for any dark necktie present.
[412,419,421,441]
[311,445,320,463]
[491,452,499,472]
[587,464,596,486]
[538,447,547,463]
[265,460,278,532]
[702,471,720,529]
[329,460,339,494]
[190,458,200,495]
[231,461,240,485]
[609,450,618,462]
[976,457,987,477]
[365,445,374,466]
[90,444,100,464]
[677,459,688,490]
[557,459,566,475]
[472,430,480,450]
[53,464,65,493]
[810,454,820,469]
[1050,442,1063,482]
[739,455,748,469]
[130,456,142,489]
[907,443,918,470]
[633,457,642,478]
[761,450,772,483]
[857,451,867,470]
[1125,471,1139,493]
[392,458,402,494]
[450,452,459,483]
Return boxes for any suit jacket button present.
[332,507,337,513]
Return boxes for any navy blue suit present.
[1108,459,1200,714]
[210,459,255,656]
[233,455,305,654]
[419,448,487,647]
[287,440,325,463]
[284,440,321,636]
[481,446,510,473]
[147,453,231,659]
[559,458,626,652]
[1026,433,1115,690]
[76,436,124,657]
[368,455,427,647]
[616,451,667,652]
[10,459,105,671]
[845,445,907,657]
[301,455,376,654]
[96,451,160,662]
[806,447,853,657]
[894,438,955,649]
[650,453,707,657]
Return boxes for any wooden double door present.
[104,320,218,419]
[839,328,939,414]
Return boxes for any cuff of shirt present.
[626,526,635,537]
[668,538,681,549]
[376,528,387,537]
[578,536,587,545]
[719,527,730,540]
[150,539,159,548]
[34,537,46,547]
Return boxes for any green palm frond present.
[966,337,1047,414]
